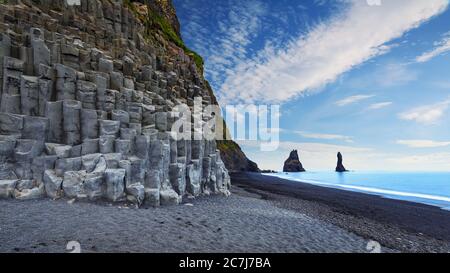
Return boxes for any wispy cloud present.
[218,0,448,103]
[398,99,450,125]
[397,139,450,148]
[335,95,375,107]
[374,63,418,87]
[348,62,418,90]
[178,0,268,85]
[295,131,354,143]
[368,102,393,110]
[416,33,450,63]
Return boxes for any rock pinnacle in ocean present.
[336,152,348,172]
[283,150,306,172]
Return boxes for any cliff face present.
[146,0,181,36]
[122,1,258,173]
[126,0,259,172]
[0,0,239,206]
[217,140,259,173]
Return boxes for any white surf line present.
[262,173,450,208]
[337,184,450,204]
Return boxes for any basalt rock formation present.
[283,150,306,172]
[0,0,236,207]
[336,152,348,172]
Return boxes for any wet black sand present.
[232,172,450,253]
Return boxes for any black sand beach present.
[0,172,449,253]
[232,172,450,253]
[0,194,372,253]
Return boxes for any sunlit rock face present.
[0,0,231,207]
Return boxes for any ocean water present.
[263,172,450,210]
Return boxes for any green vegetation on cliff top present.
[124,0,204,74]
[123,1,256,172]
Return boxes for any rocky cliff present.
[145,0,181,36]
[217,140,259,173]
[129,0,259,173]
[0,0,241,207]
[283,150,306,172]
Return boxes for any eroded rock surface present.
[0,0,231,207]
[283,150,306,173]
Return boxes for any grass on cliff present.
[124,0,204,74]
[217,140,242,152]
[153,11,205,74]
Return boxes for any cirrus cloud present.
[368,102,393,110]
[397,139,450,148]
[398,99,450,125]
[336,94,375,107]
[295,131,354,143]
[218,0,448,104]
[416,32,450,63]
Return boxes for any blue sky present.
[174,0,450,171]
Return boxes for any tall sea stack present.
[283,150,306,172]
[336,152,348,172]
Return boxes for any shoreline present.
[262,171,450,210]
[1,172,449,253]
[231,172,450,252]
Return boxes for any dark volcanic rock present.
[0,0,233,207]
[217,140,260,173]
[283,150,306,172]
[336,152,348,172]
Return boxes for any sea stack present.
[283,150,306,172]
[336,152,348,172]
